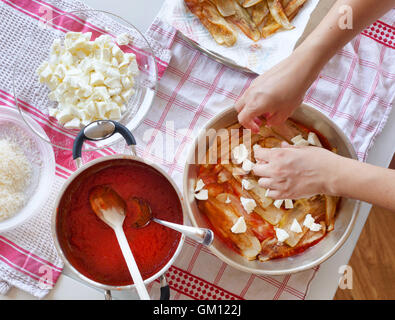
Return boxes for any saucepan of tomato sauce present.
[51,121,185,299]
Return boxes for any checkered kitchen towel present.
[0,0,174,298]
[0,0,394,299]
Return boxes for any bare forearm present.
[328,157,395,211]
[236,0,394,130]
[292,0,395,86]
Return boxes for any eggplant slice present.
[226,1,261,41]
[247,1,270,26]
[214,0,236,16]
[199,197,261,260]
[185,0,237,46]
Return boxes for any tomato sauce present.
[57,159,183,286]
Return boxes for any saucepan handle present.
[103,275,170,300]
[159,275,170,300]
[73,120,137,168]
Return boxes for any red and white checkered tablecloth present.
[137,11,395,300]
[0,0,394,299]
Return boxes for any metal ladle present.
[130,197,214,247]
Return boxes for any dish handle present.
[103,275,170,300]
[72,120,137,168]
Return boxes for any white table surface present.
[1,0,394,300]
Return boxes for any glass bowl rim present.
[12,8,159,152]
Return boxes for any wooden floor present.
[334,155,395,300]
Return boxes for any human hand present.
[234,51,318,133]
[253,142,343,199]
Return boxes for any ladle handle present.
[153,219,214,247]
[73,120,137,168]
[114,226,150,300]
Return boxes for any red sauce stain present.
[57,159,183,286]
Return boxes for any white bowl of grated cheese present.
[0,106,55,232]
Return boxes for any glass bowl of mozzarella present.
[12,9,157,152]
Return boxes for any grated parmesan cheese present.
[0,139,32,221]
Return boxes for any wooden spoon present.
[89,185,150,300]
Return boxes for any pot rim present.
[51,154,186,291]
[182,103,360,275]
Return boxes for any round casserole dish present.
[183,104,360,275]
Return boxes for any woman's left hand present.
[253,142,343,199]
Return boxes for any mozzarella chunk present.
[241,179,255,190]
[232,144,249,164]
[291,135,309,146]
[37,32,139,128]
[194,179,205,192]
[116,33,131,46]
[284,199,294,209]
[303,214,322,232]
[290,219,302,233]
[90,71,105,86]
[242,158,254,173]
[240,197,256,214]
[195,189,209,200]
[275,228,289,242]
[231,217,247,234]
[273,199,284,209]
[307,132,323,147]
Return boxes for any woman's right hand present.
[234,49,319,132]
[253,142,343,199]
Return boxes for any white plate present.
[0,106,55,232]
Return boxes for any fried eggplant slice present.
[214,0,236,16]
[261,0,306,37]
[199,197,261,260]
[258,238,290,261]
[277,200,309,247]
[325,195,339,231]
[298,221,326,246]
[206,121,267,164]
[222,163,277,206]
[262,136,282,148]
[267,0,294,30]
[241,0,264,8]
[247,1,269,26]
[260,15,281,38]
[259,221,326,261]
[284,0,307,18]
[226,1,261,41]
[185,0,237,46]
[217,193,275,242]
[303,195,327,222]
[270,119,308,143]
[222,163,274,209]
